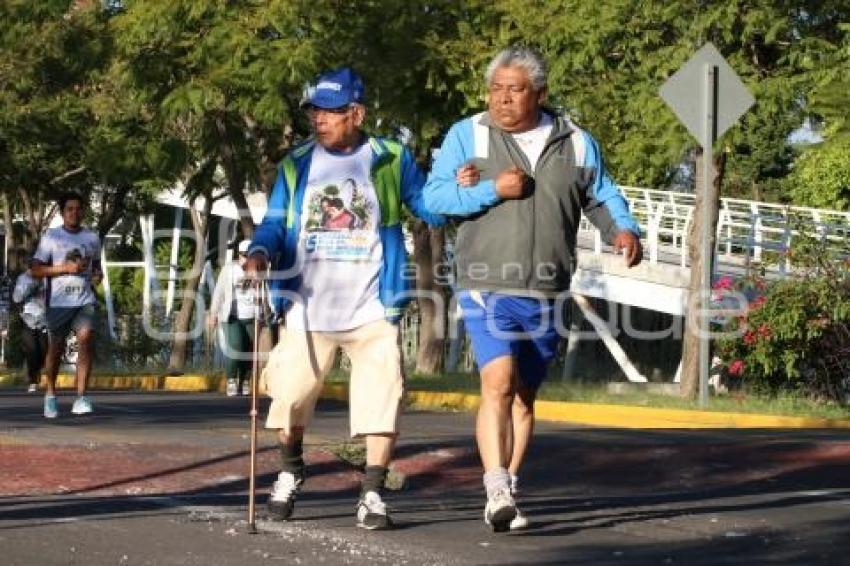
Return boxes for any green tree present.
[111,0,323,238]
[0,1,179,259]
[436,0,849,202]
[0,1,108,252]
[787,23,850,210]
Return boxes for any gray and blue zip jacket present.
[423,110,641,293]
[249,135,445,322]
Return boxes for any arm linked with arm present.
[422,122,501,217]
[398,146,446,227]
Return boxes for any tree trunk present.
[1,193,17,272]
[96,185,131,240]
[17,188,36,251]
[412,221,446,374]
[214,113,255,238]
[167,198,212,372]
[751,180,763,202]
[680,149,727,399]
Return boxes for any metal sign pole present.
[699,64,718,408]
[660,42,754,403]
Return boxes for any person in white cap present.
[209,239,258,396]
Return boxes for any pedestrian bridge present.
[567,186,849,382]
[573,186,850,317]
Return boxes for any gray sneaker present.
[483,487,516,533]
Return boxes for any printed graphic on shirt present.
[287,143,385,331]
[34,227,101,308]
[301,178,379,262]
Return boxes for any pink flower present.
[728,360,744,376]
[757,324,771,339]
[743,331,757,345]
[749,296,766,310]
[713,275,735,291]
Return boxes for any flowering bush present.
[715,235,850,402]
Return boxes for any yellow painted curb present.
[0,373,19,388]
[2,372,849,429]
[405,389,850,430]
[532,399,850,429]
[0,373,228,392]
[406,390,481,412]
[51,373,225,392]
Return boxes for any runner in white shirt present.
[31,193,102,419]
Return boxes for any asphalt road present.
[1,390,849,565]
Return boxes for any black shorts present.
[47,304,97,342]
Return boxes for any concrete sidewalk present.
[3,371,850,430]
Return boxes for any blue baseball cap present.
[301,67,365,109]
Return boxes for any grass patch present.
[325,439,406,490]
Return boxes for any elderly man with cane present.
[243,67,444,530]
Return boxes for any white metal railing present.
[578,186,850,275]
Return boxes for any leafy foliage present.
[789,137,850,210]
[495,1,849,199]
[716,231,850,402]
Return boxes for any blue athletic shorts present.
[457,291,560,389]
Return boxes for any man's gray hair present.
[485,46,548,91]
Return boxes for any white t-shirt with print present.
[512,112,554,170]
[34,226,101,308]
[285,142,384,331]
[230,262,257,321]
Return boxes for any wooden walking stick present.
[247,279,264,534]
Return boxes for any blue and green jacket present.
[249,136,445,322]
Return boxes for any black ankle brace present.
[279,440,305,478]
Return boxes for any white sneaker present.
[71,396,93,415]
[226,379,238,397]
[27,384,38,393]
[44,395,58,419]
[483,487,516,532]
[356,491,392,530]
[268,471,303,520]
[510,509,530,530]
[509,475,529,530]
